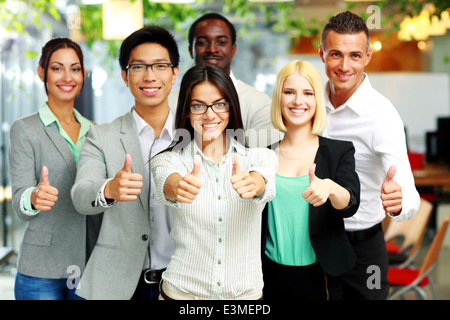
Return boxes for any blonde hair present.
[271,60,326,134]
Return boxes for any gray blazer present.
[9,113,86,279]
[71,108,151,300]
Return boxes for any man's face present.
[319,30,372,99]
[189,18,236,74]
[121,43,179,112]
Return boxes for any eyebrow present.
[191,97,227,104]
[196,35,229,40]
[49,61,81,67]
[128,58,170,64]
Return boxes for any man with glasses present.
[169,12,279,147]
[71,26,180,300]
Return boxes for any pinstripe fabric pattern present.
[152,139,277,299]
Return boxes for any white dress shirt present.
[151,139,277,299]
[322,74,420,231]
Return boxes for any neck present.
[197,134,228,165]
[135,104,169,138]
[46,99,76,123]
[282,125,317,149]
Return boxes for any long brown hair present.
[169,64,245,151]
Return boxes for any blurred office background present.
[1,0,450,300]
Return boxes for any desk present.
[413,163,450,187]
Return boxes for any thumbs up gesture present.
[174,154,203,203]
[104,154,143,202]
[31,165,59,211]
[381,164,402,216]
[302,164,332,207]
[231,154,259,199]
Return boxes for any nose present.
[203,106,216,119]
[206,41,217,53]
[339,56,350,71]
[143,66,157,81]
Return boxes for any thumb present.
[232,153,241,176]
[192,154,202,177]
[385,164,396,184]
[308,164,316,184]
[41,165,50,185]
[122,154,132,173]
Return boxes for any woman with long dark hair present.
[152,64,277,300]
[9,38,92,300]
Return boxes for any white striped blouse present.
[151,138,277,299]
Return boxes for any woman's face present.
[280,72,316,130]
[188,81,230,144]
[38,48,84,104]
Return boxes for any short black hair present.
[188,13,237,47]
[118,26,180,70]
[321,11,371,51]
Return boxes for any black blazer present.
[262,135,360,277]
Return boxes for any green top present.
[22,103,92,213]
[265,173,316,266]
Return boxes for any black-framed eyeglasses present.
[125,63,173,74]
[188,102,231,115]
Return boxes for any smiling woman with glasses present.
[151,64,277,300]
[126,62,174,74]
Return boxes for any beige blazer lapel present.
[119,111,149,214]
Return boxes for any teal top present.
[22,103,92,213]
[265,173,316,266]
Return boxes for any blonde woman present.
[261,60,360,300]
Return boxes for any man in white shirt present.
[169,12,279,147]
[71,26,180,300]
[319,11,420,299]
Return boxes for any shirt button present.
[218,218,223,222]
[217,282,221,287]
[218,238,222,243]
[218,196,221,200]
[216,178,219,182]
[142,235,148,241]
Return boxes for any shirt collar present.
[38,103,92,135]
[132,108,175,141]
[229,71,240,93]
[325,73,371,116]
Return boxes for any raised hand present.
[381,164,402,215]
[175,154,203,203]
[31,165,59,211]
[104,154,143,202]
[302,164,333,207]
[231,154,257,199]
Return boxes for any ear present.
[121,69,128,87]
[171,66,180,85]
[365,47,373,66]
[231,43,237,59]
[37,65,45,81]
[318,45,325,63]
[189,45,194,59]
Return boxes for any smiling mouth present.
[336,73,352,80]
[202,123,220,130]
[289,107,307,115]
[58,85,75,92]
[141,87,160,95]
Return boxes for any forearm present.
[328,179,351,210]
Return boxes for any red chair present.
[388,214,449,300]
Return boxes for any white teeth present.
[142,88,158,93]
[60,86,73,90]
[203,124,218,128]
